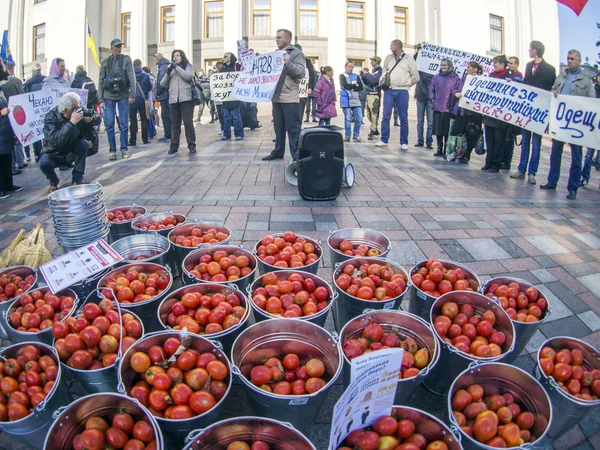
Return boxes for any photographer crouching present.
[39,92,101,193]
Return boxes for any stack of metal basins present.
[48,182,109,253]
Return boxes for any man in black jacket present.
[509,41,556,185]
[24,64,46,162]
[413,44,434,149]
[39,92,101,193]
[71,65,98,108]
[295,45,315,124]
[154,53,172,142]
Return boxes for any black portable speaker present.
[296,126,345,201]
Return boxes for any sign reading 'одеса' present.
[550,94,600,149]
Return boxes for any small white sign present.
[210,72,241,102]
[299,67,309,99]
[549,94,600,149]
[232,50,286,103]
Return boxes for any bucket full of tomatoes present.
[97,262,173,332]
[482,278,551,364]
[107,205,147,243]
[0,265,38,338]
[44,392,164,449]
[182,416,316,450]
[408,259,481,321]
[157,283,251,352]
[0,342,71,449]
[334,406,462,450]
[449,362,552,449]
[70,267,112,304]
[248,270,336,328]
[332,257,408,332]
[424,291,516,395]
[327,228,392,267]
[111,233,171,268]
[131,211,187,237]
[339,310,440,405]
[3,286,78,346]
[117,330,232,447]
[181,245,257,293]
[230,318,342,433]
[535,336,600,439]
[253,232,323,275]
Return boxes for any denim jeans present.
[38,139,89,185]
[416,99,433,146]
[382,89,409,144]
[518,129,543,175]
[223,104,244,139]
[547,139,583,192]
[581,147,597,184]
[12,145,25,168]
[343,107,362,139]
[104,98,130,153]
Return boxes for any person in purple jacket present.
[428,59,461,158]
[313,66,337,126]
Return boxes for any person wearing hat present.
[98,37,136,161]
[361,56,383,140]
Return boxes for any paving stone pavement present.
[1,105,599,449]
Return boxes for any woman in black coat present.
[0,89,22,199]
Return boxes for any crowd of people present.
[0,30,598,201]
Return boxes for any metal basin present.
[107,205,147,243]
[0,265,38,339]
[111,233,171,267]
[253,233,322,275]
[327,228,391,267]
[131,211,188,238]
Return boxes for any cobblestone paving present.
[0,105,599,449]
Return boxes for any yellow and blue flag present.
[0,30,13,63]
[87,25,101,67]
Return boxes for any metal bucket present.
[131,211,188,238]
[483,277,552,364]
[3,287,78,346]
[247,270,336,328]
[409,259,481,321]
[327,228,392,267]
[97,262,173,333]
[182,245,257,293]
[157,283,251,352]
[48,182,102,202]
[230,318,342,433]
[0,265,38,339]
[44,393,164,449]
[337,406,462,450]
[253,233,323,275]
[69,267,111,301]
[339,310,440,404]
[111,233,171,267]
[424,291,516,395]
[332,257,408,332]
[107,205,148,244]
[118,330,232,448]
[535,336,600,439]
[182,416,316,450]
[0,342,71,450]
[449,362,552,449]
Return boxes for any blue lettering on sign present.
[252,85,271,99]
[555,101,597,138]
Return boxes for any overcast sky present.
[558,0,599,66]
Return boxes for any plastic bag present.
[455,135,467,160]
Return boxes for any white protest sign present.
[329,348,403,450]
[237,39,247,53]
[8,88,89,146]
[459,75,552,135]
[417,44,494,78]
[299,67,309,99]
[239,49,255,72]
[39,239,123,294]
[210,72,241,102]
[233,50,286,103]
[549,94,600,149]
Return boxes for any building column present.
[327,0,346,73]
[129,0,148,64]
[9,0,25,77]
[376,0,394,59]
[224,0,243,54]
[174,0,193,58]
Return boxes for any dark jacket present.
[506,70,524,82]
[483,70,511,128]
[429,70,461,113]
[42,106,101,156]
[98,54,136,102]
[361,66,383,95]
[415,72,434,102]
[0,77,24,100]
[132,67,151,109]
[272,45,306,103]
[0,94,15,156]
[553,67,595,99]
[24,71,45,93]
[221,56,241,108]
[155,58,170,102]
[313,75,337,119]
[198,74,210,101]
[306,59,315,91]
[70,70,98,108]
[524,59,556,91]
[339,72,364,108]
[308,72,319,97]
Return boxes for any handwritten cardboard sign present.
[549,94,600,149]
[417,44,494,78]
[232,50,285,102]
[210,72,241,102]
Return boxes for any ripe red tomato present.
[189,391,216,414]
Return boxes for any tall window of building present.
[489,14,504,53]
[33,23,45,60]
[121,13,131,48]
[161,6,175,42]
[205,1,224,38]
[394,7,408,43]
[299,0,318,37]
[346,2,364,39]
[252,0,270,36]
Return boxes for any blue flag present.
[0,30,14,63]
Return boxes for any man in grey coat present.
[98,38,136,161]
[263,29,306,161]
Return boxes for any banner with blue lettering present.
[416,44,494,78]
[232,50,285,102]
[549,94,600,149]
[459,75,552,135]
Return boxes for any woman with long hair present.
[452,61,484,163]
[160,49,196,154]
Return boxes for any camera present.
[104,76,124,94]
[75,107,94,117]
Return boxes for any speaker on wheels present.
[295,126,345,201]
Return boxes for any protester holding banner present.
[452,62,483,164]
[0,92,21,199]
[42,58,70,89]
[510,41,556,185]
[502,57,525,171]
[361,56,383,141]
[413,44,434,150]
[313,66,337,126]
[428,59,461,158]
[542,50,595,200]
[23,64,46,162]
[221,53,244,141]
[0,65,27,172]
[339,61,364,142]
[376,40,419,150]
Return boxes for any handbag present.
[136,81,151,119]
[474,132,486,155]
[379,54,404,91]
[190,75,203,106]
